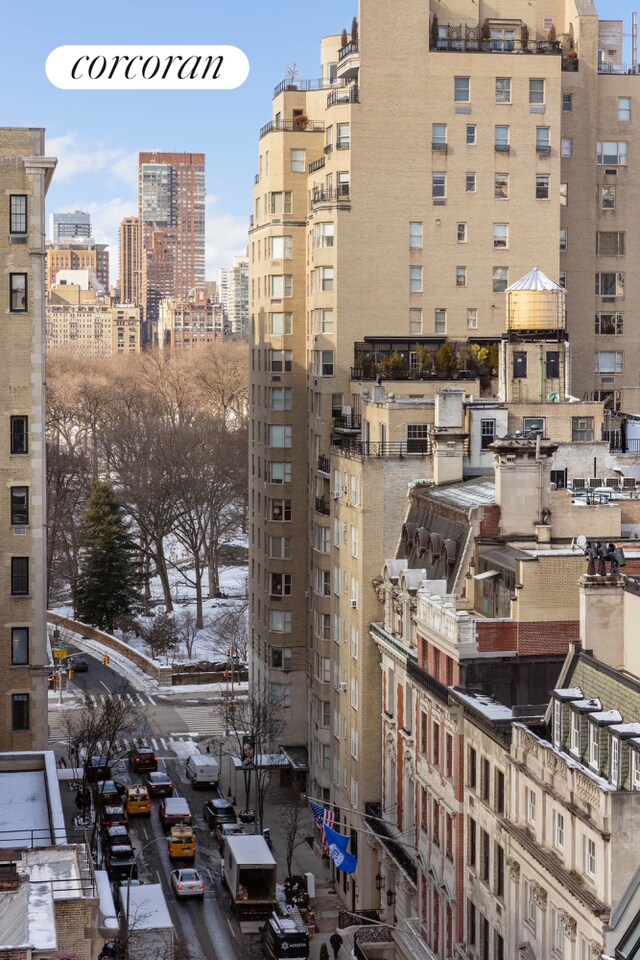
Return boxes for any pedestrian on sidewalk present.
[330,930,343,959]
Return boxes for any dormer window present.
[632,750,640,790]
[570,710,580,756]
[552,700,562,747]
[588,722,599,770]
[611,735,619,786]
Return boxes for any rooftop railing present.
[259,119,325,139]
[273,77,349,98]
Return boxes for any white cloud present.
[47,132,138,188]
[205,209,249,279]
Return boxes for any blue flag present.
[324,824,357,875]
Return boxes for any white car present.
[171,867,204,899]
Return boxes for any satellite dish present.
[576,535,587,549]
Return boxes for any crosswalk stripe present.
[159,737,167,750]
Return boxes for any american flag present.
[308,800,335,849]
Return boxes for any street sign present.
[52,645,68,659]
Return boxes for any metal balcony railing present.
[273,77,349,98]
[338,41,359,60]
[259,119,325,138]
[309,157,326,173]
[315,497,330,516]
[311,186,351,205]
[327,85,360,107]
[317,454,331,475]
[333,413,361,430]
[332,439,432,459]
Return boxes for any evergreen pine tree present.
[76,481,139,633]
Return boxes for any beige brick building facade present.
[47,284,141,357]
[0,129,55,750]
[119,215,140,307]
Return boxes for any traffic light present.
[67,669,75,680]
[102,655,110,666]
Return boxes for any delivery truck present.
[223,835,277,919]
[122,883,175,960]
[185,753,220,788]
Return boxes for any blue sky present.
[0,0,632,280]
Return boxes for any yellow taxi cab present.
[168,823,196,861]
[125,785,151,816]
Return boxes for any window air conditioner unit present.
[338,682,347,692]
[333,491,340,499]
[13,527,27,536]
[350,599,358,609]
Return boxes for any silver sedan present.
[170,867,204,899]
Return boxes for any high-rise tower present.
[119,216,140,306]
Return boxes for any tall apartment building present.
[49,210,91,242]
[119,215,140,306]
[138,152,205,338]
[45,241,109,293]
[0,128,56,749]
[248,0,640,819]
[157,290,224,350]
[220,256,249,336]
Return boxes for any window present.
[618,96,631,121]
[560,228,568,252]
[465,173,476,193]
[319,351,334,376]
[337,122,350,148]
[432,721,441,766]
[467,308,478,330]
[513,351,527,378]
[602,185,616,210]
[456,266,467,287]
[270,236,293,259]
[597,231,625,256]
[527,788,536,825]
[410,222,423,248]
[407,423,430,453]
[409,308,422,334]
[454,76,470,102]
[536,174,550,199]
[314,223,334,248]
[495,125,509,151]
[270,312,292,336]
[270,388,292,411]
[563,93,572,112]
[11,694,29,731]
[270,499,291,521]
[466,124,476,145]
[410,266,423,292]
[319,267,333,291]
[495,78,511,103]
[529,79,544,104]
[315,525,331,553]
[468,746,477,789]
[269,610,292,633]
[268,425,292,448]
[490,25,515,50]
[10,487,28,526]
[435,309,446,334]
[480,420,496,450]
[495,843,505,897]
[595,272,625,297]
[570,709,580,753]
[351,677,359,709]
[588,722,600,769]
[269,275,292,298]
[268,536,291,559]
[553,910,564,956]
[270,573,292,598]
[597,141,627,165]
[10,196,27,234]
[562,138,573,157]
[11,627,29,665]
[559,182,567,206]
[10,274,27,312]
[494,769,505,814]
[494,173,509,200]
[585,837,596,877]
[10,416,28,455]
[351,526,359,558]
[479,829,490,881]
[267,462,292,484]
[525,881,536,930]
[554,809,565,849]
[269,350,292,371]
[270,683,291,707]
[481,757,490,801]
[596,312,623,335]
[611,735,619,786]
[337,171,350,197]
[270,191,292,214]
[457,222,467,243]
[271,647,293,671]
[493,266,508,292]
[432,123,447,149]
[290,149,305,172]
[493,224,508,248]
[432,173,446,200]
[595,351,624,374]
[536,126,551,151]
[632,750,640,790]
[468,816,476,867]
[559,272,567,289]
[11,558,28,596]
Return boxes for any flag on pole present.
[308,799,335,851]
[324,824,357,875]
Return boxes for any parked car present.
[143,771,174,798]
[104,845,138,882]
[168,824,196,861]
[101,824,132,852]
[94,780,127,807]
[171,867,204,899]
[159,797,192,834]
[85,756,111,783]
[202,798,237,829]
[215,821,245,852]
[128,747,158,773]
[100,805,128,830]
[125,785,151,816]
[69,655,89,672]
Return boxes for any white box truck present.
[223,835,277,918]
[185,753,220,788]
[123,883,175,960]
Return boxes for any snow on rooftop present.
[0,771,51,848]
[506,266,564,292]
[126,884,173,930]
[553,687,584,700]
[425,477,496,510]
[573,698,603,712]
[590,710,622,724]
[452,689,513,721]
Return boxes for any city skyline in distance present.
[0,0,631,280]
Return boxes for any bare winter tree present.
[203,601,248,662]
[174,608,203,660]
[220,682,285,831]
[279,791,310,878]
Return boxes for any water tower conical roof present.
[506,266,563,293]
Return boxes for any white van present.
[185,753,220,789]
